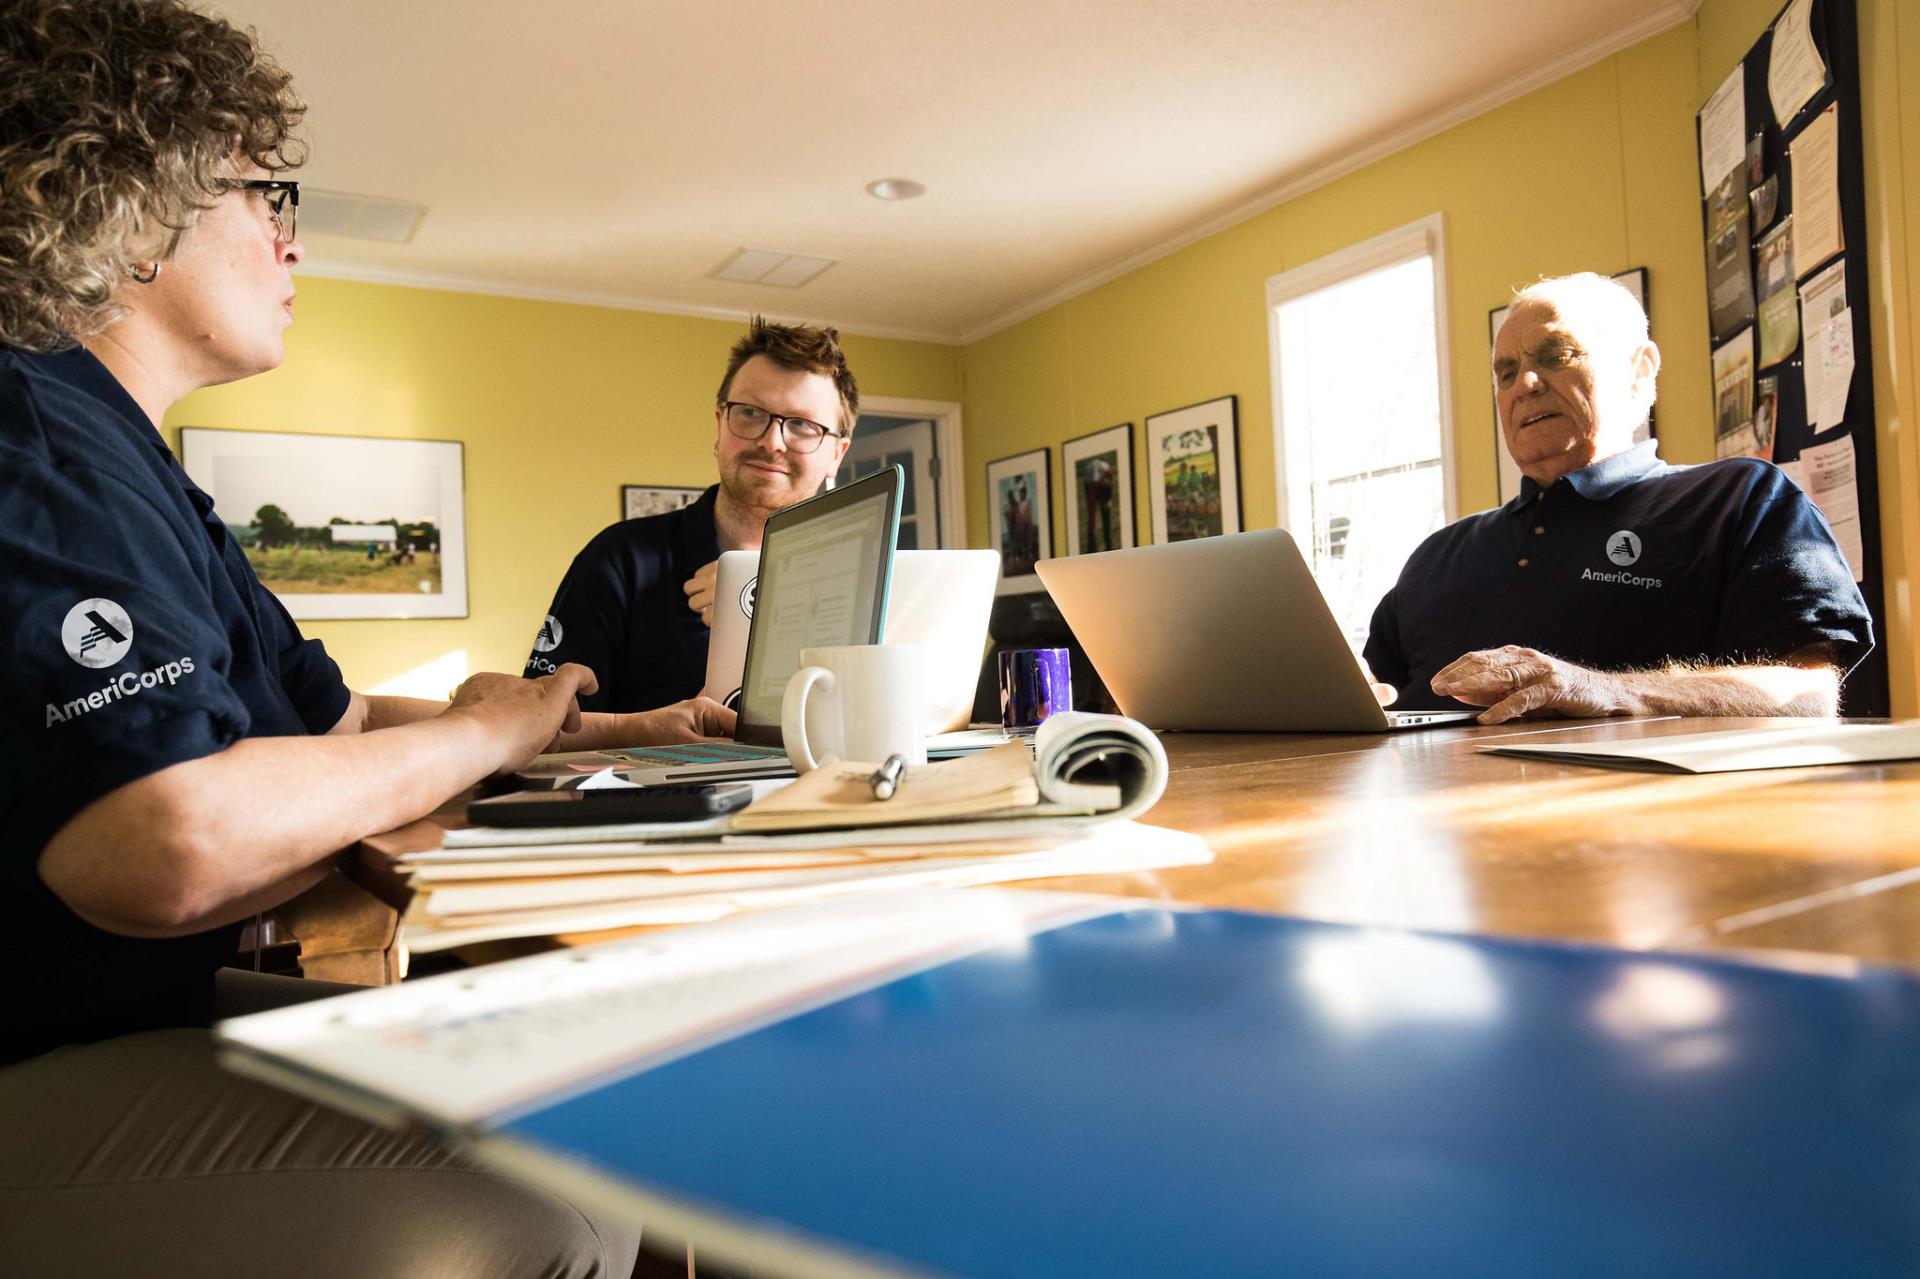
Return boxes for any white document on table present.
[218,889,1126,1125]
[1481,723,1920,774]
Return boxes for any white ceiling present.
[223,0,1697,343]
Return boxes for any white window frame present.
[857,394,967,550]
[1264,212,1458,543]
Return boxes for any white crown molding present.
[290,258,965,346]
[293,1,1699,355]
[954,0,1702,345]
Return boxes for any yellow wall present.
[960,0,1920,714]
[165,278,961,692]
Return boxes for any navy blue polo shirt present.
[1,345,350,1062]
[527,487,720,713]
[1363,441,1873,712]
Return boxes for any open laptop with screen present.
[704,548,1000,734]
[526,467,903,785]
[1034,528,1475,733]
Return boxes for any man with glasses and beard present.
[528,318,858,711]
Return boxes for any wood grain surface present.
[1014,718,1920,968]
[349,717,1920,972]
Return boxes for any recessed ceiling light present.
[865,178,927,202]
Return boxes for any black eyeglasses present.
[227,179,300,243]
[721,401,843,453]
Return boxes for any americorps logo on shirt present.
[46,598,198,728]
[62,597,134,668]
[526,615,565,675]
[1605,530,1643,566]
[1582,528,1662,590]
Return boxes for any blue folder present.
[494,905,1920,1277]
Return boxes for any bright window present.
[1267,215,1456,647]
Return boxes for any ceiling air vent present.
[299,189,428,244]
[708,248,837,288]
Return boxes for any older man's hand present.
[1430,646,1644,725]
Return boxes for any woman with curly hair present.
[0,1,726,1271]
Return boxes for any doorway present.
[835,396,966,549]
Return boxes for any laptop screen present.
[735,468,901,746]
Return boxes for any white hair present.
[1504,271,1659,420]
[1509,272,1650,356]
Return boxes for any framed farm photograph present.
[1061,423,1135,556]
[621,484,704,520]
[1146,395,1239,543]
[985,447,1051,594]
[179,427,468,620]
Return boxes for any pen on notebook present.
[870,754,907,801]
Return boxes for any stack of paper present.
[399,822,1209,952]
[388,714,1205,953]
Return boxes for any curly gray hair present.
[0,0,305,351]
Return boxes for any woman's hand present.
[444,665,600,772]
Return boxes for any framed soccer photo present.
[621,484,703,520]
[985,448,1052,594]
[1061,423,1135,556]
[1145,395,1239,543]
[179,427,468,620]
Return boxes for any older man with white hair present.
[1363,271,1871,724]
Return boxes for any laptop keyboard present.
[612,743,786,764]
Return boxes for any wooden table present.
[333,717,1920,978]
[315,717,1920,1278]
[1016,717,1920,969]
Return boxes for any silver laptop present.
[526,468,904,786]
[705,548,999,735]
[1034,529,1475,733]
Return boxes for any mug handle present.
[782,666,836,773]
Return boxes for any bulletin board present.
[1695,0,1886,715]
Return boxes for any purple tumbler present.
[997,647,1073,730]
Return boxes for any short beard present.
[720,454,820,514]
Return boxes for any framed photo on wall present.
[1489,267,1654,505]
[621,484,703,520]
[1060,423,1135,556]
[985,448,1051,594]
[179,427,468,620]
[1145,395,1239,543]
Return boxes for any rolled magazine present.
[1032,711,1169,822]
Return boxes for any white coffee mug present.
[782,645,927,774]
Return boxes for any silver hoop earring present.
[128,262,162,284]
